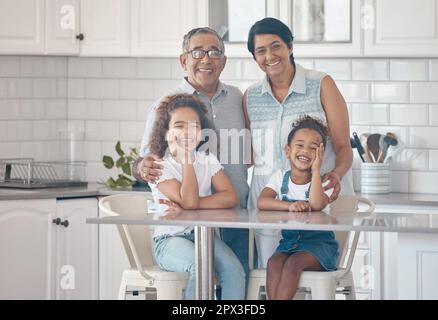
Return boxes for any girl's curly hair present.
[149,94,217,158]
[287,115,329,147]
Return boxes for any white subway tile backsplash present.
[153,80,181,99]
[33,120,57,140]
[86,79,119,99]
[7,121,33,141]
[430,104,438,125]
[409,171,438,194]
[295,59,314,70]
[390,59,428,81]
[372,82,409,103]
[0,100,20,120]
[430,59,438,81]
[45,57,67,78]
[411,82,438,103]
[171,59,186,79]
[120,79,153,99]
[0,122,6,141]
[409,127,438,148]
[66,120,85,133]
[57,79,67,98]
[351,104,388,125]
[85,120,119,141]
[68,79,85,98]
[20,57,46,77]
[46,100,67,119]
[101,100,137,120]
[315,59,351,80]
[242,59,264,80]
[352,59,388,81]
[0,79,6,97]
[86,161,117,183]
[137,58,172,79]
[221,59,242,80]
[33,79,58,98]
[68,100,101,120]
[0,57,20,77]
[391,149,428,171]
[0,142,20,158]
[337,82,370,103]
[429,150,438,170]
[68,58,102,78]
[83,141,102,162]
[20,142,47,161]
[137,100,154,121]
[390,104,428,126]
[19,100,45,119]
[119,121,146,141]
[390,171,409,193]
[102,58,137,78]
[7,78,33,98]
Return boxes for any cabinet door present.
[131,0,208,57]
[0,199,56,299]
[364,0,438,56]
[80,0,130,56]
[55,198,98,300]
[0,0,45,54]
[45,0,80,55]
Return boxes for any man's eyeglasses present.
[185,49,223,59]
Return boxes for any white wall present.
[1,56,438,193]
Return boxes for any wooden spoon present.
[367,133,381,163]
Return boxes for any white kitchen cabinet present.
[80,0,130,56]
[0,0,45,54]
[55,197,98,300]
[45,0,80,55]
[0,197,98,300]
[131,0,208,57]
[0,199,56,299]
[364,0,438,56]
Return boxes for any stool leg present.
[156,282,185,300]
[118,277,127,300]
[247,277,264,300]
[309,279,336,300]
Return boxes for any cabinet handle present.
[60,219,69,228]
[76,33,84,41]
[52,218,61,225]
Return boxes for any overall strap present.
[280,170,291,202]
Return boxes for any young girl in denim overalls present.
[257,115,339,300]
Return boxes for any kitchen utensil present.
[377,132,398,162]
[383,140,404,164]
[360,133,373,162]
[352,132,365,162]
[367,133,381,162]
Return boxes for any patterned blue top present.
[246,64,354,211]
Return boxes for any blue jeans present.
[153,232,246,300]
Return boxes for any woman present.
[243,17,354,268]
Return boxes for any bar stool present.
[247,195,375,300]
[99,194,189,300]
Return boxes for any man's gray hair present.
[182,27,225,53]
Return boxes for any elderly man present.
[132,27,252,281]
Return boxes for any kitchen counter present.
[0,185,436,206]
[0,182,152,201]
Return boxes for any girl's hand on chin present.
[311,143,324,174]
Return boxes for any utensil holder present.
[361,163,391,194]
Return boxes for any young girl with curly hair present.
[148,93,245,300]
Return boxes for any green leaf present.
[116,174,134,187]
[105,177,117,188]
[102,156,114,169]
[115,157,125,168]
[115,141,124,157]
[121,162,131,176]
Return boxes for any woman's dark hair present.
[149,94,216,158]
[287,115,329,147]
[247,17,295,64]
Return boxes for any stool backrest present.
[328,195,375,270]
[99,194,155,269]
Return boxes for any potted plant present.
[101,141,148,189]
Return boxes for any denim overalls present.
[275,170,339,271]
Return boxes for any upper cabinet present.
[80,0,130,56]
[364,0,438,57]
[0,0,45,54]
[1,0,438,57]
[131,0,208,57]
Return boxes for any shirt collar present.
[179,77,228,97]
[260,63,307,96]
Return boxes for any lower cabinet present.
[0,197,98,300]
